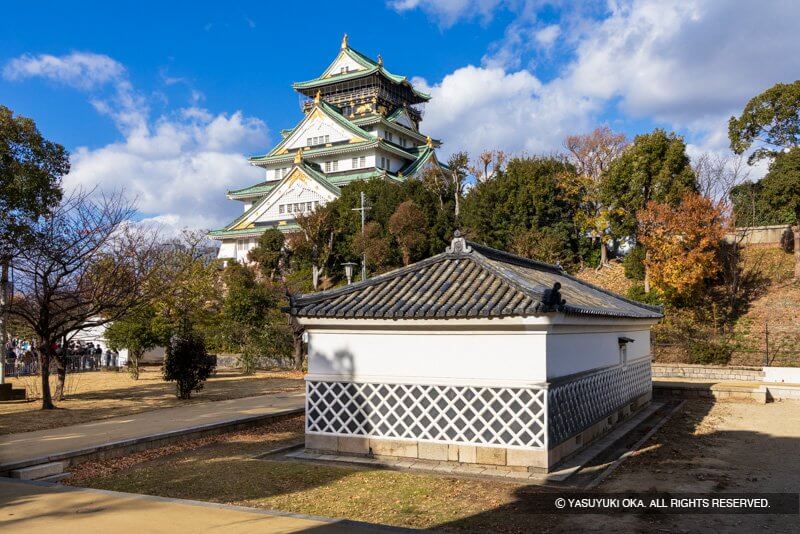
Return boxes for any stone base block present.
[305,433,337,452]
[338,436,370,455]
[418,442,448,461]
[369,438,417,458]
[476,446,506,466]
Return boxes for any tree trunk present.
[39,342,55,410]
[54,354,67,401]
[599,239,608,268]
[794,225,800,280]
[644,250,651,293]
[128,350,141,380]
[0,260,7,385]
[293,336,303,370]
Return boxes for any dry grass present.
[68,415,545,532]
[68,400,800,533]
[0,367,303,435]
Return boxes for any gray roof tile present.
[290,236,664,320]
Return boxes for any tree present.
[729,81,800,164]
[471,150,506,184]
[163,327,216,399]
[637,193,725,304]
[104,304,164,379]
[601,129,697,239]
[352,221,391,272]
[448,151,469,219]
[601,129,697,290]
[8,191,162,408]
[248,228,284,281]
[564,126,628,267]
[461,155,585,271]
[290,205,334,290]
[221,262,291,373]
[0,106,68,377]
[388,200,428,266]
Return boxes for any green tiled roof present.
[352,114,440,146]
[227,182,277,199]
[399,146,449,178]
[209,222,301,239]
[293,44,430,102]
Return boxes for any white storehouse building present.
[210,35,445,263]
[289,234,663,471]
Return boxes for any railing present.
[2,354,119,378]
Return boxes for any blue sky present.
[2,1,798,230]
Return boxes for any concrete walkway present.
[0,478,409,533]
[0,392,305,472]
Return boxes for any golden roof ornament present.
[341,33,348,50]
[294,148,303,164]
[377,54,383,66]
[426,136,433,148]
[314,90,321,104]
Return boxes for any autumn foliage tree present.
[388,200,428,266]
[637,193,725,303]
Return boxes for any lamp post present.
[342,262,357,285]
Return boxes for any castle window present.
[352,157,358,168]
[325,161,331,172]
[360,156,365,167]
[279,205,285,214]
[307,202,313,211]
[385,132,393,143]
[307,137,312,146]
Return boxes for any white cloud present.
[418,66,596,157]
[534,24,560,47]
[3,52,125,90]
[407,0,800,179]
[4,52,269,232]
[389,0,504,27]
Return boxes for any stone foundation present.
[652,363,764,382]
[305,391,652,472]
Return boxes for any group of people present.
[3,338,36,376]
[2,337,121,377]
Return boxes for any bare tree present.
[693,152,750,215]
[8,190,163,409]
[470,150,506,183]
[564,126,628,267]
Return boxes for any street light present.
[342,262,358,285]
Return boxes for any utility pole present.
[351,191,371,281]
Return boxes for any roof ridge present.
[466,241,565,274]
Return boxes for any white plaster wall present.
[217,241,236,259]
[763,366,800,383]
[285,115,354,151]
[545,327,652,380]
[307,329,548,384]
[327,55,364,76]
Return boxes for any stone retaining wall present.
[652,363,764,382]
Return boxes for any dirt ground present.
[0,367,304,435]
[65,398,800,533]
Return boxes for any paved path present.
[0,392,305,471]
[0,478,409,533]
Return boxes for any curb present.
[0,407,304,475]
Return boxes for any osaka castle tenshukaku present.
[210,35,445,263]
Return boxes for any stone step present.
[37,472,73,483]
[10,461,68,480]
[11,389,25,400]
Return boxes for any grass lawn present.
[66,415,548,533]
[66,400,800,533]
[0,367,303,435]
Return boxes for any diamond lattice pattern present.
[547,358,651,445]
[306,381,547,449]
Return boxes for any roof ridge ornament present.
[542,282,566,308]
[377,53,383,66]
[294,148,303,164]
[314,90,321,104]
[341,33,348,50]
[426,136,433,148]
[446,229,472,254]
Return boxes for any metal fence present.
[653,322,800,367]
[2,354,117,378]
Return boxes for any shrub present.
[163,330,216,399]
[622,245,646,280]
[688,340,733,365]
[626,283,664,306]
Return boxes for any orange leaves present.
[638,192,726,299]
